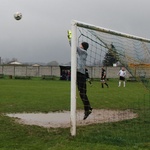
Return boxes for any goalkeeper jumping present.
[67,30,92,120]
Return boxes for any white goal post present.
[70,20,77,136]
[70,20,150,136]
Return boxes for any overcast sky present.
[1,0,150,64]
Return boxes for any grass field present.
[0,78,149,150]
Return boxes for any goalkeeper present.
[67,31,92,120]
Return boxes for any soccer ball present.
[14,12,22,20]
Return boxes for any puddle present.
[6,109,138,128]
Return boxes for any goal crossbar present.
[74,20,150,43]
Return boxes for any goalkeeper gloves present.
[67,30,72,45]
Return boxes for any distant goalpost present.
[70,20,150,136]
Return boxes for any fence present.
[0,65,150,79]
[0,65,60,77]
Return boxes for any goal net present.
[70,20,150,136]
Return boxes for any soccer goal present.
[70,20,150,136]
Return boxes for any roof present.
[9,61,22,65]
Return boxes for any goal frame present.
[70,20,150,136]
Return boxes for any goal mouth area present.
[5,109,137,128]
[70,20,150,135]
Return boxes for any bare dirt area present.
[6,109,137,128]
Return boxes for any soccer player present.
[67,31,92,120]
[101,67,109,88]
[77,42,93,120]
[118,67,126,87]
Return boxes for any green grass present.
[0,79,70,113]
[0,78,149,150]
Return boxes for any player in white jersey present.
[118,67,126,87]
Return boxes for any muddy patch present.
[6,109,137,128]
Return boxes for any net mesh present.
[76,26,150,90]
[70,21,150,145]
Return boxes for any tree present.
[47,61,59,66]
[103,44,119,66]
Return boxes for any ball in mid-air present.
[14,12,22,20]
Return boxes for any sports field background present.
[0,77,149,150]
[1,65,150,79]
